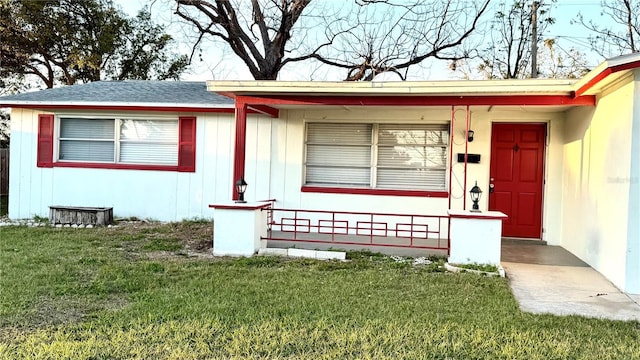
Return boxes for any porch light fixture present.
[467,130,475,142]
[235,178,248,203]
[470,181,482,212]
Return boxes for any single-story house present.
[1,53,640,294]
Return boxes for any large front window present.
[305,123,449,191]
[58,118,179,165]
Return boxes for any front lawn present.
[0,222,639,359]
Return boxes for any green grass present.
[1,224,639,359]
[0,195,7,216]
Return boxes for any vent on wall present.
[457,153,481,164]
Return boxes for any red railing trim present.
[264,207,449,251]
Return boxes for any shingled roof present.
[0,81,234,108]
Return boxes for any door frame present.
[489,122,547,239]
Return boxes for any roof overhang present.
[209,78,576,96]
[0,101,236,114]
[208,52,640,110]
[573,53,640,96]
[208,79,592,109]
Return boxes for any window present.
[305,122,449,192]
[59,118,179,165]
[36,114,196,172]
[59,118,117,162]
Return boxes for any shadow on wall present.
[563,107,594,144]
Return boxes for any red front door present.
[489,123,545,238]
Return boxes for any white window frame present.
[55,115,179,166]
[304,121,450,192]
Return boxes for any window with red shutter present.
[40,114,196,172]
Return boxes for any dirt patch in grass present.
[106,220,213,259]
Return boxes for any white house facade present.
[2,54,640,294]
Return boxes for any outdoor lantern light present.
[235,178,248,203]
[470,181,482,212]
[467,130,475,142]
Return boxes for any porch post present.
[232,100,248,200]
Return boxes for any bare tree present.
[455,0,555,79]
[575,0,640,58]
[174,0,490,81]
[174,0,311,80]
[536,39,590,79]
[314,0,491,81]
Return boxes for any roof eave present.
[0,101,235,113]
[207,79,577,97]
[574,52,640,96]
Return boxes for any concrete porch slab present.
[503,262,640,321]
[501,240,588,266]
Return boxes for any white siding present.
[8,109,271,221]
[269,106,565,243]
[8,104,567,243]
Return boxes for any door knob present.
[489,183,495,193]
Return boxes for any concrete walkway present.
[502,241,640,321]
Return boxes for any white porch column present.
[209,202,270,257]
[447,210,507,265]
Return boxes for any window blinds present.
[119,120,178,164]
[58,118,178,165]
[59,118,115,162]
[306,123,372,186]
[305,122,449,190]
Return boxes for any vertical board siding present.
[245,115,272,201]
[0,148,8,195]
[9,110,250,221]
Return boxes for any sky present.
[115,0,606,81]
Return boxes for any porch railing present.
[263,207,449,252]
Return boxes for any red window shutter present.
[178,117,196,172]
[37,114,54,168]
